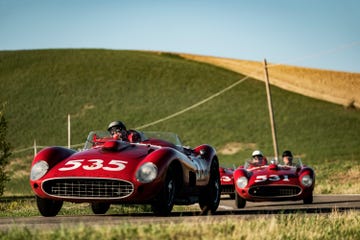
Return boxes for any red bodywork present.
[30,131,220,216]
[233,161,315,208]
[219,166,235,199]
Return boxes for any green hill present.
[1,49,360,165]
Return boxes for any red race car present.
[219,166,235,199]
[30,131,220,216]
[233,158,315,208]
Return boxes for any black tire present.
[235,192,246,208]
[303,193,313,204]
[151,167,176,216]
[91,202,111,214]
[199,158,221,215]
[36,196,63,217]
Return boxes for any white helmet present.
[252,150,263,157]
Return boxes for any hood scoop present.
[102,140,130,152]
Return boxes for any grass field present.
[180,53,360,108]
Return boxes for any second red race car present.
[233,157,315,208]
[30,130,221,216]
[219,165,235,199]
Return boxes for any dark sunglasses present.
[110,127,123,134]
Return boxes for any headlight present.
[301,174,313,187]
[236,176,248,189]
[136,162,158,183]
[30,161,49,180]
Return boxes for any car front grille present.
[221,184,235,194]
[42,178,134,199]
[249,185,301,198]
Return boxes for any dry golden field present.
[179,53,360,109]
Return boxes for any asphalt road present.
[0,194,359,230]
[217,194,360,213]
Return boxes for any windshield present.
[278,157,303,167]
[243,157,303,169]
[83,130,182,150]
[142,131,182,146]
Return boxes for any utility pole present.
[33,139,37,157]
[68,114,71,149]
[263,59,279,160]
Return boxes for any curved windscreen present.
[83,130,182,150]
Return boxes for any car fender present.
[233,168,249,190]
[298,167,316,188]
[138,147,195,184]
[32,147,76,168]
[193,144,216,162]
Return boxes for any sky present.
[1,0,359,73]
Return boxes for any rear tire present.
[199,158,221,215]
[151,167,176,216]
[36,196,63,217]
[91,202,110,214]
[235,192,246,208]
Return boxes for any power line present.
[136,77,250,130]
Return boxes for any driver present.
[107,121,128,141]
[282,150,293,166]
[107,120,141,143]
[251,150,266,166]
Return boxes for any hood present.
[47,141,150,180]
[248,165,299,185]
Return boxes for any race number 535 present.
[58,159,127,172]
[255,175,290,182]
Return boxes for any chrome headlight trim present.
[236,176,248,189]
[301,174,313,187]
[136,162,158,183]
[30,160,49,180]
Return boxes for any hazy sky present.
[1,0,359,72]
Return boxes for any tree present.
[0,105,11,196]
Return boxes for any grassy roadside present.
[0,210,359,240]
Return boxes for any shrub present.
[0,104,11,196]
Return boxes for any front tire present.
[199,158,221,215]
[91,202,111,214]
[235,192,246,208]
[36,196,63,217]
[303,193,313,204]
[151,167,176,216]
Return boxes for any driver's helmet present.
[251,150,264,165]
[252,150,263,158]
[107,121,128,140]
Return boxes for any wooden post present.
[263,59,279,160]
[34,139,37,156]
[68,114,71,149]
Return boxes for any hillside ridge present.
[178,53,360,108]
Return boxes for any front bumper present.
[31,177,163,203]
